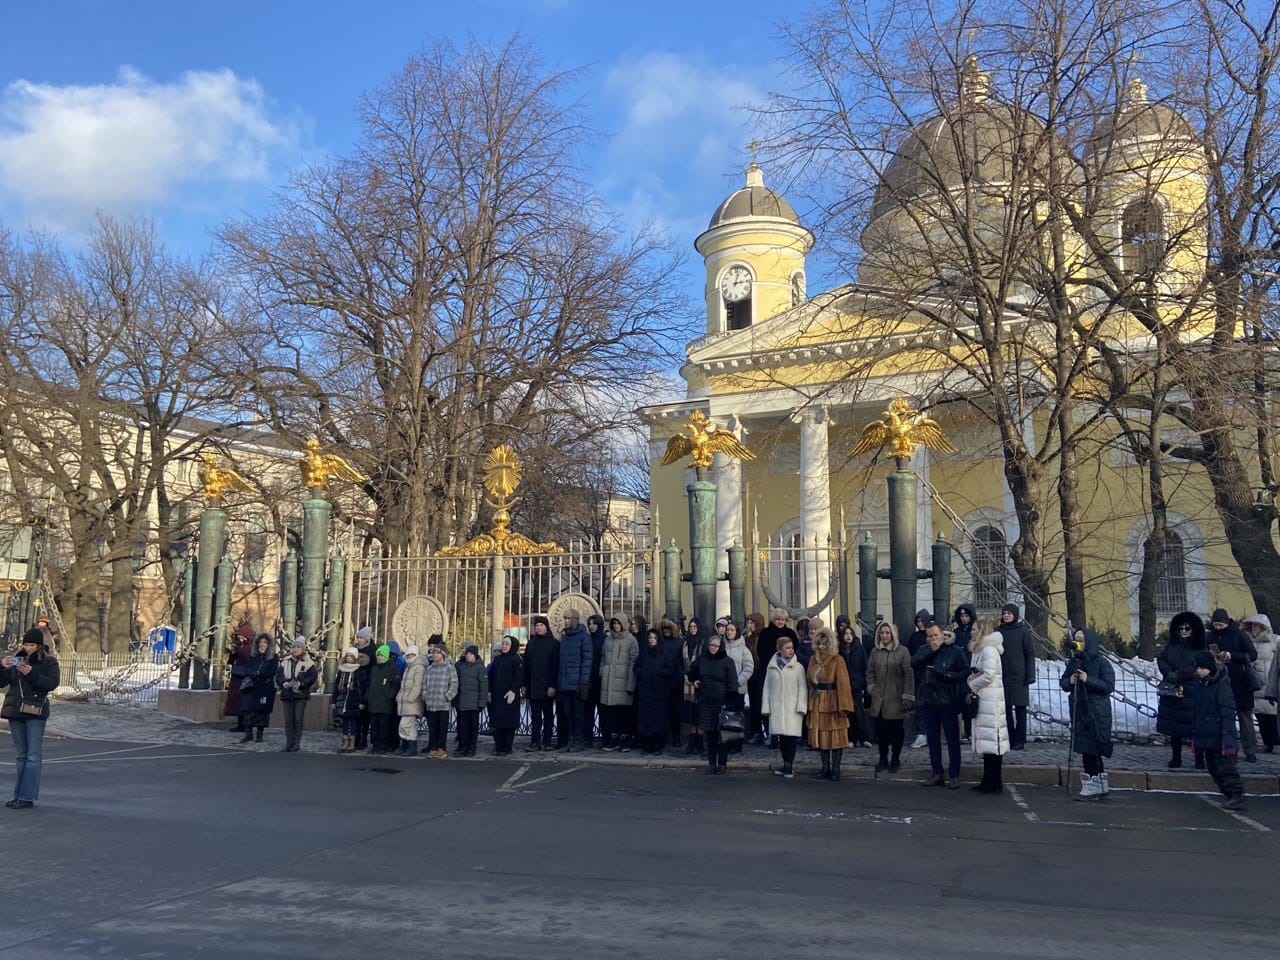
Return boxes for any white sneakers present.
[911,734,927,749]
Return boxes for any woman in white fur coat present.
[967,619,1009,793]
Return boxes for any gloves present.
[1222,736,1238,757]
[504,690,515,704]
[901,696,915,712]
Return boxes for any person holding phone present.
[1208,609,1259,762]
[1,628,61,809]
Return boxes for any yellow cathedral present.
[640,65,1254,640]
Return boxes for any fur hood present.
[873,622,900,651]
[1241,613,1273,634]
[1169,611,1206,650]
[657,617,680,637]
[811,626,839,661]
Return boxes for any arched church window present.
[720,264,753,331]
[969,524,1007,610]
[1122,197,1164,277]
[1149,530,1187,618]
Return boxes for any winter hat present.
[375,644,391,661]
[464,643,480,657]
[21,627,44,648]
[532,615,550,630]
[291,636,306,650]
[1194,651,1217,671]
[715,617,730,627]
[405,645,419,657]
[1001,603,1020,620]
[343,646,358,659]
[356,626,374,642]
[1210,608,1231,626]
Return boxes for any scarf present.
[775,653,794,668]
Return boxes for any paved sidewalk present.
[16,698,1280,794]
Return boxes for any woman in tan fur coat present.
[807,626,855,781]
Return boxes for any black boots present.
[239,730,253,744]
[830,750,842,782]
[230,721,245,733]
[972,754,1004,793]
[255,727,264,742]
[814,750,831,780]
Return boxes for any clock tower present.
[694,163,813,336]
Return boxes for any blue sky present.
[0,0,832,302]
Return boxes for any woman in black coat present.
[489,635,524,755]
[1159,611,1204,769]
[687,634,739,774]
[238,633,278,744]
[633,628,674,755]
[1,628,61,809]
[839,622,869,746]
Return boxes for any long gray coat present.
[599,630,638,707]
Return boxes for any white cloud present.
[0,67,301,234]
[601,52,765,181]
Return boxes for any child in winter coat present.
[331,647,367,753]
[422,646,460,758]
[1191,650,1246,810]
[366,644,402,755]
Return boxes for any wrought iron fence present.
[347,543,655,657]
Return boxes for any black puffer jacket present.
[1059,628,1115,758]
[330,666,367,720]
[1157,611,1204,738]
[687,645,738,731]
[0,647,60,720]
[998,615,1037,707]
[910,637,970,709]
[1191,663,1239,752]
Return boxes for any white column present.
[714,416,745,618]
[797,406,832,618]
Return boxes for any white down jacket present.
[967,632,1009,757]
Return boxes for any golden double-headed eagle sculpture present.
[850,398,956,464]
[199,453,254,503]
[299,438,367,491]
[660,411,754,472]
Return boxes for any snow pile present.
[1028,657,1160,740]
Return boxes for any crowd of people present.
[5,602,1272,811]
[215,602,1270,809]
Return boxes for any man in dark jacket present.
[556,609,594,753]
[906,609,932,748]
[911,622,969,787]
[523,616,560,751]
[1208,608,1259,762]
[998,603,1037,750]
[1059,628,1115,800]
[1191,650,1246,809]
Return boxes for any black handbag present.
[718,707,746,744]
[963,692,980,721]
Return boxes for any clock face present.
[719,265,752,303]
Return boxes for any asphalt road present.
[0,737,1275,959]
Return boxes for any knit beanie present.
[1210,608,1231,626]
[1194,651,1217,671]
[375,644,391,661]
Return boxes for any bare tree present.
[220,36,688,557]
[761,0,1280,637]
[0,216,258,652]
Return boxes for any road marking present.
[498,764,587,792]
[35,751,244,765]
[1006,785,1040,823]
[37,744,164,763]
[1199,793,1271,833]
[497,763,532,791]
